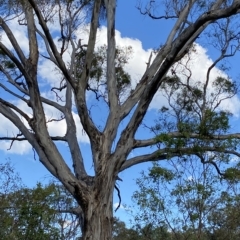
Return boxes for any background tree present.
[1,0,240,239]
[207,189,240,239]
[112,218,140,240]
[130,157,240,240]
[0,163,81,239]
[0,161,23,239]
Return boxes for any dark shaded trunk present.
[81,181,114,240]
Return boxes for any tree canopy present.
[0,162,81,239]
[129,157,240,240]
[1,0,240,239]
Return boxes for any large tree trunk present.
[81,180,114,240]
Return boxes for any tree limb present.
[102,0,122,154]
[134,132,240,148]
[0,101,58,177]
[117,1,240,160]
[121,146,240,172]
[28,0,76,89]
[0,136,66,141]
[0,17,26,64]
[36,28,58,65]
[65,82,87,179]
[74,0,103,172]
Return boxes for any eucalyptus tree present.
[130,158,240,240]
[1,0,240,239]
[0,180,81,239]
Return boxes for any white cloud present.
[40,103,89,143]
[150,44,240,116]
[1,18,240,154]
[38,60,63,86]
[96,27,152,89]
[1,18,29,55]
[0,98,89,154]
[113,202,126,210]
[0,139,31,155]
[90,28,240,116]
[0,115,32,154]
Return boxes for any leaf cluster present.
[75,44,132,101]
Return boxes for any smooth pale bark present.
[0,1,240,239]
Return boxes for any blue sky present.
[1,0,240,223]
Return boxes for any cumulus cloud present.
[84,26,152,88]
[150,44,240,116]
[1,18,240,154]
[1,18,29,55]
[0,114,32,154]
[0,98,89,154]
[42,104,89,143]
[87,28,240,116]
[0,139,32,155]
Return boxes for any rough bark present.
[81,182,114,240]
[0,0,240,239]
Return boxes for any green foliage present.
[0,164,81,239]
[198,109,231,136]
[113,218,140,240]
[2,60,16,69]
[164,76,180,90]
[152,71,239,166]
[149,165,175,182]
[113,217,171,240]
[0,49,16,71]
[213,77,237,95]
[0,184,59,239]
[75,44,131,100]
[224,167,240,181]
[129,158,240,240]
[207,193,240,240]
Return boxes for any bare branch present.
[0,98,30,121]
[0,136,66,141]
[77,0,102,90]
[65,83,87,179]
[121,145,240,172]
[105,0,117,109]
[36,28,58,65]
[25,5,38,66]
[134,132,240,148]
[0,42,28,77]
[196,153,225,176]
[102,0,122,154]
[0,81,29,103]
[146,51,153,70]
[166,1,194,44]
[114,184,121,212]
[0,17,26,64]
[28,0,76,89]
[0,66,64,111]
[137,0,178,20]
[0,101,58,176]
[120,150,169,172]
[74,0,103,170]
[117,1,240,159]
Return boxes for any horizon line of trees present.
[1,160,240,240]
